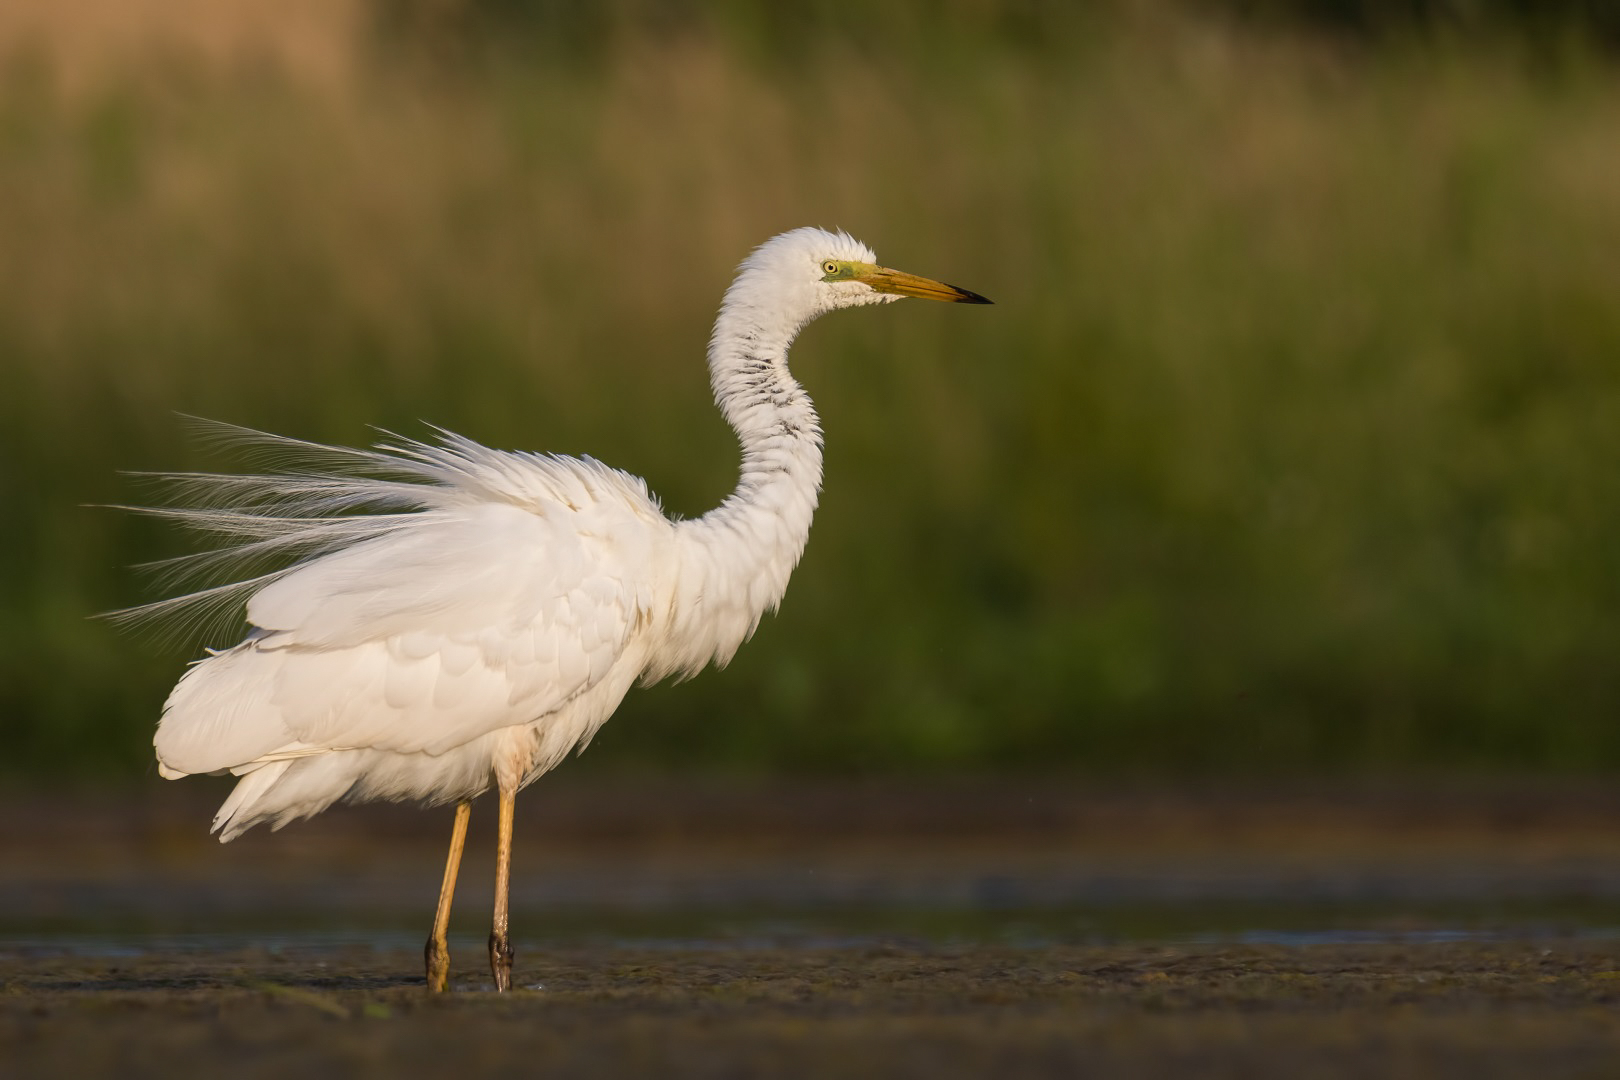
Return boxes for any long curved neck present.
[704,296,824,541]
[661,290,824,677]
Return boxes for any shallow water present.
[9,920,1620,963]
[7,781,1620,960]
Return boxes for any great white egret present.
[123,227,991,991]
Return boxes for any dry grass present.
[0,0,364,94]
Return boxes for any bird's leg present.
[488,787,516,992]
[425,799,472,993]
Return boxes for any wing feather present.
[152,455,670,776]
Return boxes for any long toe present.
[426,938,451,993]
[488,931,514,992]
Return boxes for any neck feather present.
[658,292,825,679]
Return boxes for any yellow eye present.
[822,261,839,275]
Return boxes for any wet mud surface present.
[9,942,1620,1078]
[6,779,1620,1076]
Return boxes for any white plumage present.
[124,227,990,990]
[155,450,672,838]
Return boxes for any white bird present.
[123,227,991,992]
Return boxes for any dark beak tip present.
[955,288,994,305]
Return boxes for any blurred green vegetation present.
[3,1,1620,778]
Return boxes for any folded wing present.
[155,496,664,776]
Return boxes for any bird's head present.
[725,227,991,334]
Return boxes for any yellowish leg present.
[488,787,516,992]
[424,799,472,993]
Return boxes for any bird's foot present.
[489,930,514,992]
[426,936,452,993]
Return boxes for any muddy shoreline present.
[8,942,1620,1079]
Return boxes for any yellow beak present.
[858,266,993,305]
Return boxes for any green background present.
[4,1,1619,778]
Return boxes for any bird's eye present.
[822,261,839,275]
